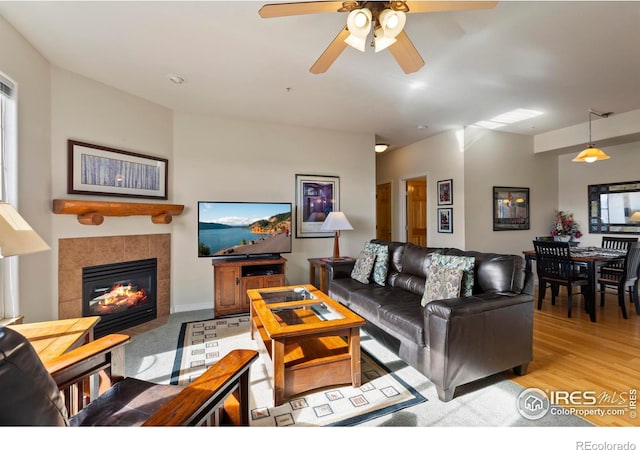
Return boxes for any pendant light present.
[572,109,612,163]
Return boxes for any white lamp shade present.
[320,211,353,232]
[0,203,50,257]
[378,9,406,38]
[345,8,372,52]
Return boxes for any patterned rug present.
[170,315,427,426]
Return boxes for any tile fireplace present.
[82,258,157,338]
[58,234,171,331]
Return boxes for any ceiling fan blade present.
[259,1,347,18]
[309,27,350,74]
[404,1,498,13]
[388,30,425,74]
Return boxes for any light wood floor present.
[124,287,640,427]
[505,286,640,426]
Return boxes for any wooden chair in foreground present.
[0,326,258,426]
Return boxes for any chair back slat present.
[602,236,638,251]
[533,240,574,280]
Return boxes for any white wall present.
[376,129,465,248]
[463,128,558,256]
[0,16,52,322]
[377,127,560,257]
[558,140,640,248]
[172,113,375,312]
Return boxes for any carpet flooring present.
[170,315,426,426]
[124,309,592,428]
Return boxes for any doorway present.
[376,182,392,241]
[406,177,427,246]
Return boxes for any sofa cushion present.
[377,298,426,346]
[351,249,376,284]
[364,242,390,286]
[421,265,464,307]
[430,253,475,297]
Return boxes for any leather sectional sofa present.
[326,239,535,402]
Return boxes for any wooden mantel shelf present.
[52,199,184,225]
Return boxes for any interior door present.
[406,177,427,246]
[376,182,392,241]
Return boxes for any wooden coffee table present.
[247,284,365,406]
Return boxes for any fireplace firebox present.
[82,258,157,338]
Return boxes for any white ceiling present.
[1,1,639,150]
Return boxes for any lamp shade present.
[345,8,372,52]
[0,203,50,258]
[320,211,353,232]
[571,146,610,163]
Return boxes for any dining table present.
[523,246,627,322]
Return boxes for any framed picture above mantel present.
[68,140,168,200]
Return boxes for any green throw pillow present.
[364,242,389,286]
[421,265,464,307]
[350,249,376,284]
[430,253,475,297]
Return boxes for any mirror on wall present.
[588,181,640,234]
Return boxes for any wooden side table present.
[308,257,354,293]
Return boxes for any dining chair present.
[533,240,591,318]
[600,236,639,279]
[597,242,640,319]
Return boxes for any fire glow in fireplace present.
[82,258,157,338]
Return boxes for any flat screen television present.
[198,201,292,258]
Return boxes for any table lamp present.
[0,202,50,258]
[320,211,353,259]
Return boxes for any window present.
[0,72,18,320]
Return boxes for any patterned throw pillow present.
[364,242,389,286]
[350,250,376,284]
[430,253,475,297]
[421,265,464,306]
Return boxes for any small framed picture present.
[437,179,453,205]
[493,186,530,231]
[295,174,340,238]
[438,208,453,233]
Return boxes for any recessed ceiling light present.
[417,125,428,129]
[168,74,185,85]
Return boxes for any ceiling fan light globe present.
[379,9,406,38]
[346,8,372,38]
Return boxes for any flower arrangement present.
[551,210,582,238]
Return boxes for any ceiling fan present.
[259,1,498,74]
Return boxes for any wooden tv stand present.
[212,257,286,317]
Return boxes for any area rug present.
[170,315,427,426]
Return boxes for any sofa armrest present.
[325,260,356,280]
[425,293,534,401]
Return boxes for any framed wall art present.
[437,179,453,205]
[68,140,168,199]
[437,208,453,233]
[493,186,530,231]
[295,174,340,238]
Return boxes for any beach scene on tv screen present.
[198,203,292,257]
